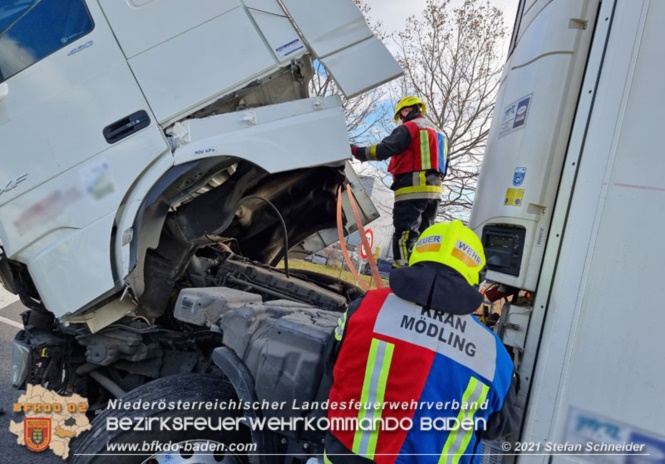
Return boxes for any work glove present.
[350,144,366,162]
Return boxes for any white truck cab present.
[2,2,403,461]
[0,0,401,320]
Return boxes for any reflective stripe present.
[396,230,410,264]
[369,145,378,160]
[420,130,431,170]
[398,172,441,200]
[352,338,395,458]
[438,377,490,464]
[335,311,348,341]
[394,185,443,196]
[395,191,442,202]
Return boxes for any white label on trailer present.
[499,94,532,138]
[564,407,665,461]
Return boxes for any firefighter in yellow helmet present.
[325,220,519,463]
[351,96,449,267]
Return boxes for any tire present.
[71,374,253,464]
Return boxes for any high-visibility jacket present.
[354,113,448,202]
[387,117,448,177]
[325,264,516,464]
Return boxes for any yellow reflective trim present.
[438,377,490,464]
[324,450,333,464]
[420,130,430,169]
[352,339,395,458]
[353,339,380,453]
[369,145,378,160]
[400,230,410,264]
[334,312,347,341]
[395,185,443,196]
[366,342,394,456]
[456,383,489,460]
[419,171,427,186]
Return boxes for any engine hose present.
[89,371,127,398]
[336,185,371,291]
[243,194,290,278]
[345,183,384,289]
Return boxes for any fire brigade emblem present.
[24,418,51,452]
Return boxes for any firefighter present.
[324,221,519,464]
[351,96,448,267]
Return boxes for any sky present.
[363,0,519,37]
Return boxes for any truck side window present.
[0,0,94,83]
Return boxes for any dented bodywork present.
[1,0,401,459]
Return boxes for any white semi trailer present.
[471,0,665,462]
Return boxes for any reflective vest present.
[326,288,514,464]
[388,117,448,178]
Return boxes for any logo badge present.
[0,173,28,196]
[452,240,482,267]
[25,418,51,452]
[415,235,442,253]
[513,167,527,186]
[513,95,531,129]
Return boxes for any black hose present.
[242,195,290,278]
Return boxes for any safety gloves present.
[350,144,367,162]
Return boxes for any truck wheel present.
[70,374,253,464]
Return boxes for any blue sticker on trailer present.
[627,432,665,463]
[513,167,527,186]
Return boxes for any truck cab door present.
[279,0,403,98]
[0,0,170,316]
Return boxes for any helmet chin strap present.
[396,107,413,126]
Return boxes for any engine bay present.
[12,247,362,410]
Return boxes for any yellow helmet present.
[393,96,427,121]
[409,220,486,286]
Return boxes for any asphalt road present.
[0,289,62,464]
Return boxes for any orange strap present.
[336,185,371,291]
[345,184,384,289]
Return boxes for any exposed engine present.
[12,245,362,409]
[185,247,364,312]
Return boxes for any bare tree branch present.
[310,0,507,227]
[390,0,507,221]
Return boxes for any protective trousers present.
[392,198,440,266]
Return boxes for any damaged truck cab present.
[0,0,402,461]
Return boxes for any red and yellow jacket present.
[324,263,519,464]
[354,112,448,201]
